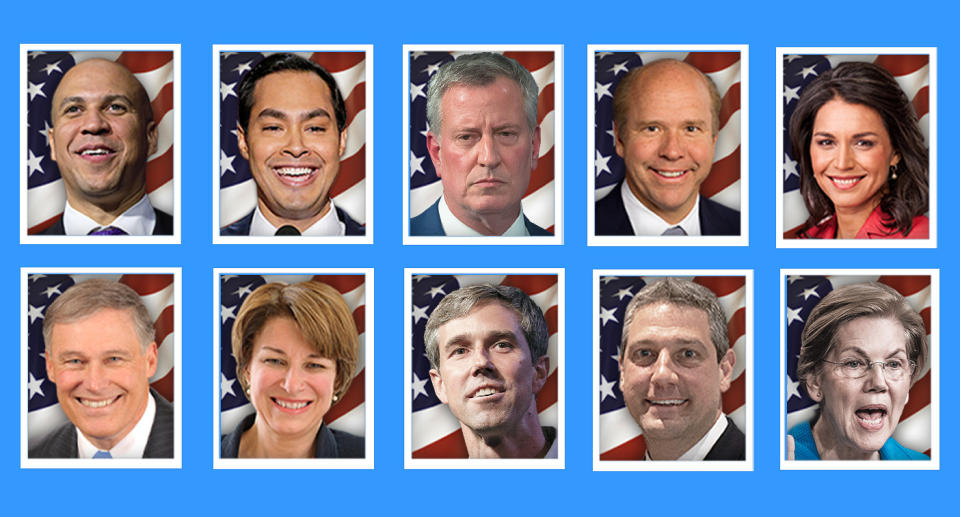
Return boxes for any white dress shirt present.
[622,185,702,236]
[249,201,345,236]
[63,195,156,236]
[438,196,529,236]
[77,392,157,459]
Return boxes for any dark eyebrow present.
[256,108,332,123]
[487,330,519,343]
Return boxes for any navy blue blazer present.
[594,182,740,236]
[220,207,364,236]
[220,412,364,458]
[704,417,746,461]
[410,198,552,236]
[39,208,174,236]
[29,389,174,458]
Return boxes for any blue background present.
[8,0,951,514]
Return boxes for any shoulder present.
[595,183,633,236]
[880,437,929,460]
[38,216,66,235]
[704,417,745,460]
[327,428,365,458]
[905,214,929,239]
[152,209,174,235]
[336,207,366,236]
[787,421,820,460]
[523,216,552,236]
[29,421,78,458]
[410,199,443,236]
[699,197,741,236]
[220,413,256,458]
[220,211,254,236]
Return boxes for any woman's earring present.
[332,395,339,403]
[890,164,898,181]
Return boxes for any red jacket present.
[803,205,929,239]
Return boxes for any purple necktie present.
[88,226,128,236]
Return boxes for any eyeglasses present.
[821,358,917,381]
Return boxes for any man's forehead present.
[439,301,524,337]
[252,70,334,111]
[628,302,711,339]
[54,60,144,102]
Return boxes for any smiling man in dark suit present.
[618,278,744,460]
[596,59,739,237]
[30,279,173,459]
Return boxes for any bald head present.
[613,59,721,137]
[52,59,153,125]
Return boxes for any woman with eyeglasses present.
[787,282,928,460]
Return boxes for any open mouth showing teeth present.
[653,169,687,178]
[472,388,501,398]
[274,167,315,177]
[648,399,686,406]
[856,407,887,425]
[829,176,863,187]
[273,398,310,410]
[80,149,112,156]
[79,397,118,408]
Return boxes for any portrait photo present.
[778,48,936,246]
[405,270,563,468]
[215,47,372,243]
[215,270,372,468]
[22,269,180,468]
[595,272,752,471]
[21,46,179,242]
[782,271,938,469]
[404,46,562,244]
[589,46,747,246]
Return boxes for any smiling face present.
[619,302,734,457]
[45,308,157,451]
[615,62,717,224]
[810,98,900,220]
[426,77,541,234]
[429,302,548,437]
[245,317,337,442]
[807,316,912,460]
[49,59,157,210]
[238,70,347,230]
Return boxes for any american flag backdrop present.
[410,274,559,458]
[782,54,931,236]
[408,50,556,233]
[219,51,367,229]
[26,51,176,234]
[594,51,742,212]
[785,274,932,457]
[598,275,747,460]
[26,273,176,450]
[219,274,366,443]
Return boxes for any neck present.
[238,416,318,458]
[258,199,331,234]
[645,410,720,460]
[811,417,879,460]
[67,188,146,226]
[626,180,695,225]
[461,407,546,459]
[445,195,521,236]
[833,197,882,239]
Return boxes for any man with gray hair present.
[30,279,173,458]
[618,278,743,460]
[411,52,551,237]
[425,284,556,458]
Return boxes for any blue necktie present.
[93,450,112,459]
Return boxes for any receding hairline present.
[51,58,153,122]
[615,59,720,135]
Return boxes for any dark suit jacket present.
[220,207,364,236]
[220,412,364,458]
[703,416,746,461]
[39,208,174,236]
[410,198,552,236]
[595,182,740,236]
[29,389,174,458]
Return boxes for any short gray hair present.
[619,278,729,363]
[425,52,539,135]
[424,284,548,370]
[42,278,155,353]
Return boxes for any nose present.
[470,346,495,375]
[80,109,110,136]
[863,362,889,392]
[834,142,854,170]
[649,350,679,387]
[85,362,109,391]
[283,129,308,158]
[477,134,501,169]
[658,130,684,160]
[281,366,305,393]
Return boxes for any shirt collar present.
[438,196,529,237]
[644,413,728,461]
[77,391,157,459]
[63,195,156,236]
[249,201,345,237]
[621,185,702,236]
